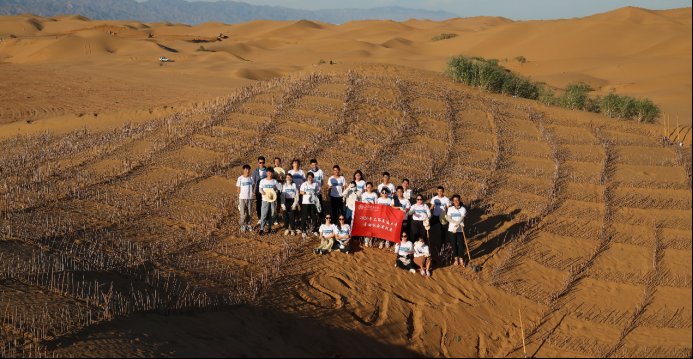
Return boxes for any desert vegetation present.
[446,55,662,123]
[431,33,458,41]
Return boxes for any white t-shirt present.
[288,169,305,188]
[300,182,320,205]
[396,241,414,257]
[319,224,337,238]
[336,224,351,239]
[378,183,396,198]
[308,168,325,188]
[430,196,451,217]
[376,197,393,206]
[403,188,412,201]
[409,204,431,221]
[414,241,430,258]
[396,198,411,219]
[355,180,366,193]
[447,205,467,233]
[259,178,278,198]
[236,175,255,200]
[361,192,378,204]
[328,176,346,198]
[281,182,298,200]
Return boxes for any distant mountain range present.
[0,0,458,24]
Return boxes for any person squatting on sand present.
[237,157,468,274]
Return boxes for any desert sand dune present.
[0,6,691,358]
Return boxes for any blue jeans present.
[260,201,276,231]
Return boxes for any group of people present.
[236,156,470,277]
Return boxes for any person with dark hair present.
[280,173,299,236]
[342,181,359,225]
[414,236,432,277]
[375,187,396,249]
[394,233,417,274]
[394,186,411,237]
[273,157,285,182]
[428,186,450,259]
[353,170,366,194]
[335,214,351,254]
[236,164,255,232]
[308,159,325,221]
[401,179,412,201]
[360,182,378,247]
[446,194,468,267]
[408,195,431,245]
[300,172,320,239]
[288,159,305,189]
[258,167,279,235]
[328,165,346,221]
[378,172,395,199]
[252,156,268,224]
[314,215,337,255]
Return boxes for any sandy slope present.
[0,65,690,357]
[0,6,691,135]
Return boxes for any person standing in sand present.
[308,159,325,221]
[280,173,299,236]
[236,164,255,232]
[408,195,431,244]
[394,186,411,237]
[300,172,320,239]
[258,167,279,235]
[429,186,450,259]
[446,194,468,267]
[378,172,396,199]
[252,156,268,225]
[327,165,346,222]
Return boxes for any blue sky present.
[195,0,692,20]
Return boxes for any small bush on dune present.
[633,98,660,123]
[432,33,458,41]
[559,82,593,110]
[446,55,539,100]
[515,55,527,64]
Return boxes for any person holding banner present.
[376,188,396,248]
[446,194,468,267]
[360,182,378,247]
[300,172,320,239]
[314,215,337,255]
[408,195,431,244]
[394,186,411,236]
[394,233,417,274]
[335,215,351,254]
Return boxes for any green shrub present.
[446,55,538,100]
[432,33,458,41]
[559,82,593,110]
[633,98,660,123]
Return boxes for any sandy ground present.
[0,6,691,359]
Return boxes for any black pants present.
[330,196,344,221]
[428,216,444,259]
[255,192,262,220]
[284,198,296,230]
[410,220,428,243]
[448,231,468,261]
[301,203,318,233]
[396,255,417,271]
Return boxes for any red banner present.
[352,202,404,243]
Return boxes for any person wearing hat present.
[408,194,431,245]
[446,194,468,267]
[258,167,279,235]
[300,172,320,239]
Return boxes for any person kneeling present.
[414,237,432,277]
[314,215,336,255]
[394,233,417,274]
[335,215,351,254]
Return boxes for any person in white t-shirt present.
[378,172,396,199]
[394,233,417,274]
[446,194,468,267]
[359,182,378,247]
[401,178,413,201]
[258,168,280,235]
[328,165,346,221]
[342,181,359,225]
[394,185,411,237]
[413,237,432,277]
[314,215,337,255]
[308,159,325,221]
[408,195,431,244]
[236,164,255,232]
[288,159,306,189]
[353,170,366,196]
[428,186,451,258]
[280,173,299,236]
[335,215,351,254]
[375,188,396,249]
[300,172,320,238]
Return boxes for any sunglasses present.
[417,198,423,201]
[338,218,346,221]
[325,216,332,219]
[259,162,265,165]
